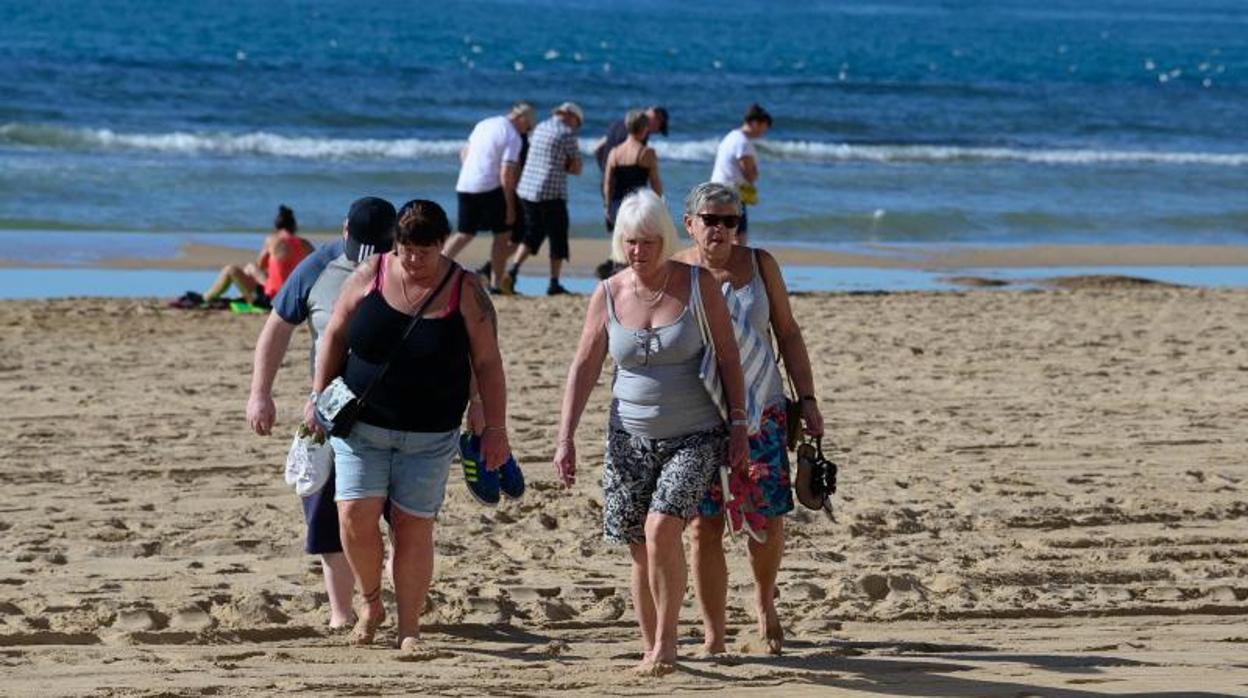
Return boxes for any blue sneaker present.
[458,432,500,506]
[498,453,525,500]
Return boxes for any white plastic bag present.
[284,427,333,497]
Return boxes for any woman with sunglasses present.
[674,182,825,656]
[553,189,748,674]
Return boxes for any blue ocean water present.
[1,0,1245,248]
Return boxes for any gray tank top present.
[605,267,724,439]
[724,250,785,408]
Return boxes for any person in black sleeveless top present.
[598,109,664,280]
[309,199,509,649]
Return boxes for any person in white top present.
[443,102,536,291]
[709,103,771,246]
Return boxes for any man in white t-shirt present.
[443,101,536,291]
[710,103,772,245]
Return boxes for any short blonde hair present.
[611,189,677,265]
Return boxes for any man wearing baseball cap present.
[246,195,396,630]
[500,102,584,295]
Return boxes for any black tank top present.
[609,164,651,205]
[343,260,470,432]
[608,161,652,225]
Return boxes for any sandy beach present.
[1,282,1246,696]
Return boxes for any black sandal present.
[794,436,837,518]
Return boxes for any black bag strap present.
[353,260,459,409]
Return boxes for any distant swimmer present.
[443,102,536,293]
[501,102,584,296]
[710,104,771,246]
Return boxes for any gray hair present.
[611,189,677,265]
[509,100,536,123]
[624,108,649,135]
[684,181,741,217]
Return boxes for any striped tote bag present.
[693,267,781,435]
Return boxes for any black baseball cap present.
[345,196,396,262]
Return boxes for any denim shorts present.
[330,422,457,518]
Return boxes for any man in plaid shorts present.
[501,102,584,296]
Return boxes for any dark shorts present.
[511,201,527,245]
[456,188,510,235]
[301,466,343,554]
[300,465,392,555]
[699,403,794,518]
[739,205,749,237]
[601,425,726,545]
[520,198,570,260]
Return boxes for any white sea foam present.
[4,123,1246,167]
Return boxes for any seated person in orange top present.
[203,205,313,306]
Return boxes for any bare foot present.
[633,657,677,676]
[350,597,385,646]
[759,608,784,655]
[693,642,726,659]
[329,612,357,631]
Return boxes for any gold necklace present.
[399,259,440,313]
[631,266,670,307]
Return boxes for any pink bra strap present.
[372,252,388,292]
[447,267,466,314]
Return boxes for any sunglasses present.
[696,213,741,229]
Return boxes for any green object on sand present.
[228,301,267,315]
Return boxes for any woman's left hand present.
[481,427,509,472]
[466,399,485,436]
[728,423,749,476]
[802,400,825,438]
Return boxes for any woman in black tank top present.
[310,199,509,649]
[603,109,664,233]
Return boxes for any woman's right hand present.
[303,398,324,436]
[553,441,576,488]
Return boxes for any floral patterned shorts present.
[601,425,727,545]
[698,403,794,519]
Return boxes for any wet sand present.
[1,288,1246,695]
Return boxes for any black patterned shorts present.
[601,425,727,545]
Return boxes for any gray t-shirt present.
[271,240,354,373]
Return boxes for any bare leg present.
[747,516,785,654]
[337,498,387,644]
[321,552,356,629]
[204,264,262,303]
[643,512,687,667]
[689,514,728,654]
[390,509,436,645]
[549,257,564,282]
[628,542,656,655]
[489,233,515,288]
[442,232,474,260]
[508,244,532,273]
